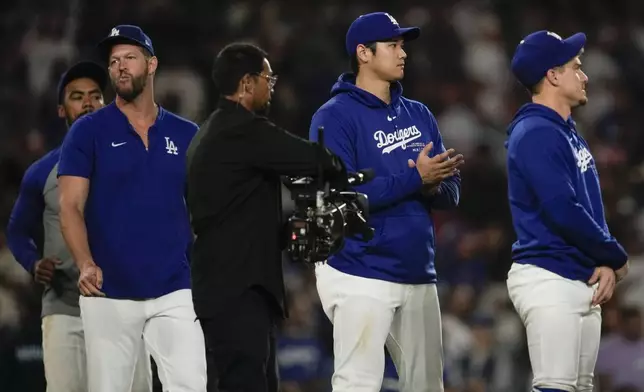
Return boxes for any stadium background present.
[1,0,644,391]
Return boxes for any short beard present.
[573,96,588,109]
[112,73,147,102]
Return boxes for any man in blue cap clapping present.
[309,12,464,392]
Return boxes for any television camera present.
[283,127,375,264]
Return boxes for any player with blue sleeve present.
[6,61,152,392]
[505,30,629,392]
[310,12,464,392]
[57,25,206,392]
[8,154,50,275]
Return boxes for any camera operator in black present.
[186,42,346,392]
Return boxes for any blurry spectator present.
[21,15,77,98]
[0,230,32,332]
[155,67,207,121]
[0,229,45,391]
[442,284,476,389]
[462,316,495,392]
[597,307,644,392]
[277,290,329,392]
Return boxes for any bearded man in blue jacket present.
[309,12,464,392]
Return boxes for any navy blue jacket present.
[505,103,627,281]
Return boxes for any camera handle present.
[316,126,326,213]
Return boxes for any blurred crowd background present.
[1,0,644,391]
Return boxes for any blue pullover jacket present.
[310,73,460,284]
[506,103,627,282]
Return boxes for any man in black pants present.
[186,42,346,392]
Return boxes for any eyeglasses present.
[254,73,278,89]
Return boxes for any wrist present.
[408,165,424,190]
[616,260,629,280]
[422,183,440,196]
[28,258,40,275]
[78,259,96,270]
[420,173,441,187]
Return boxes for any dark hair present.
[528,81,541,95]
[350,42,378,74]
[140,46,152,59]
[529,65,566,95]
[211,42,268,96]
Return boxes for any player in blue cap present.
[57,25,207,391]
[309,12,464,392]
[505,30,630,392]
[7,61,153,392]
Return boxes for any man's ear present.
[147,56,159,75]
[356,44,373,64]
[242,74,256,93]
[545,68,560,87]
[235,74,250,97]
[244,76,253,93]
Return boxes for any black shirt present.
[186,98,345,318]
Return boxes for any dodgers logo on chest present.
[574,146,593,173]
[373,125,424,154]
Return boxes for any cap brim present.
[97,36,147,60]
[397,26,421,42]
[62,62,108,92]
[563,32,586,59]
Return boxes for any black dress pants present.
[199,288,279,392]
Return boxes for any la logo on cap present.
[110,28,120,37]
[546,31,562,41]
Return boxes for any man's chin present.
[116,88,141,102]
[256,102,271,116]
[388,73,404,83]
[118,93,133,102]
[67,110,93,127]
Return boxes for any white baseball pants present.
[79,289,207,392]
[42,314,152,392]
[315,263,444,392]
[507,263,601,392]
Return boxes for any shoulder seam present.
[316,107,346,126]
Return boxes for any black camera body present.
[283,127,375,264]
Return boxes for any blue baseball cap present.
[511,30,586,88]
[97,25,155,60]
[345,12,420,56]
[57,61,108,104]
